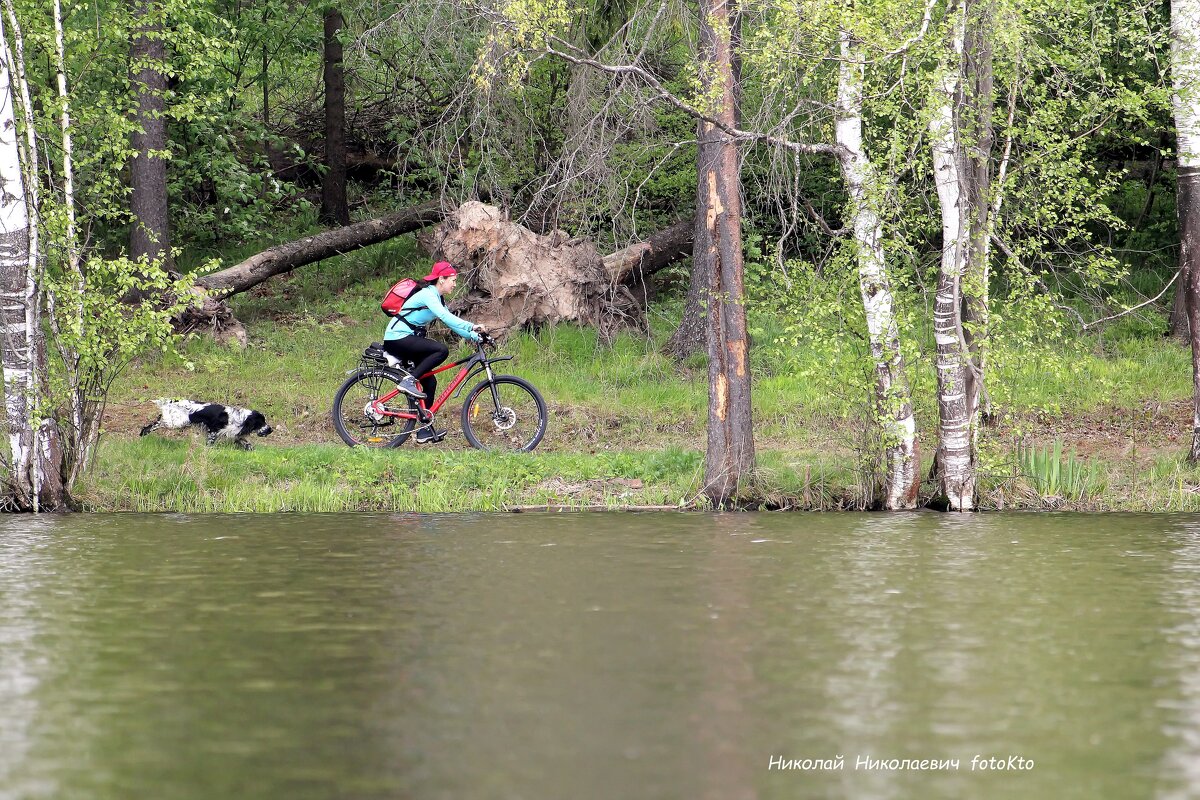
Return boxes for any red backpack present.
[381,278,419,317]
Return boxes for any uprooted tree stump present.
[423,201,692,341]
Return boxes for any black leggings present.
[384,336,449,400]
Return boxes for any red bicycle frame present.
[369,353,480,422]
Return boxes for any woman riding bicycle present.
[384,261,484,442]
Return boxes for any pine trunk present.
[1171,276,1190,341]
[1175,0,1200,460]
[696,0,754,507]
[835,31,919,510]
[129,0,170,271]
[664,275,706,361]
[321,8,350,226]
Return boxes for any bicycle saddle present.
[363,343,413,371]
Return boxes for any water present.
[1,512,1199,799]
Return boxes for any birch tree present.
[928,4,976,510]
[1174,0,1200,461]
[926,0,996,511]
[0,6,66,511]
[835,24,920,509]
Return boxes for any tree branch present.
[478,10,845,160]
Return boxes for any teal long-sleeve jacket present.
[384,285,481,342]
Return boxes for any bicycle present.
[332,334,548,452]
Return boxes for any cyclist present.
[384,260,485,443]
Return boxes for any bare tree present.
[694,0,755,506]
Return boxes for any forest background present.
[0,0,1197,513]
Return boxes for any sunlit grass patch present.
[94,236,1200,513]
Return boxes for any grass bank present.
[76,235,1200,512]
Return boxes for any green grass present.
[81,231,1200,512]
[79,438,709,512]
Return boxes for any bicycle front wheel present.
[332,368,418,448]
[461,376,547,452]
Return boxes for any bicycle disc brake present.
[492,406,517,430]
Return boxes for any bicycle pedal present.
[415,426,448,444]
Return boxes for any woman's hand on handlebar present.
[474,327,494,345]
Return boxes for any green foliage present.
[1016,438,1103,502]
[40,229,198,478]
[169,118,301,250]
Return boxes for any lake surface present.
[2,512,1199,799]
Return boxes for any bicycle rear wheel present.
[460,376,547,452]
[332,368,418,448]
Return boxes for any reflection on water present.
[0,512,1198,799]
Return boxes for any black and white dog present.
[140,399,273,450]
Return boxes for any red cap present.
[423,261,457,281]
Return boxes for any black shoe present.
[415,426,447,444]
[397,376,426,399]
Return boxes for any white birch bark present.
[1173,0,1200,461]
[835,31,919,510]
[2,3,39,508]
[929,8,975,511]
[0,6,64,510]
[0,14,35,507]
[51,0,89,486]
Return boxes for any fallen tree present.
[175,201,444,344]
[195,201,444,298]
[173,199,692,344]
[424,201,693,340]
[602,216,694,283]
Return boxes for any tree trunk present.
[694,0,754,507]
[1172,274,1190,341]
[1174,0,1200,460]
[664,271,706,361]
[174,202,442,343]
[960,0,993,433]
[835,29,920,510]
[194,201,444,298]
[666,4,743,366]
[1187,194,1200,462]
[51,0,89,489]
[603,216,694,308]
[0,16,66,511]
[930,6,975,511]
[129,0,171,271]
[320,8,350,226]
[179,200,689,341]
